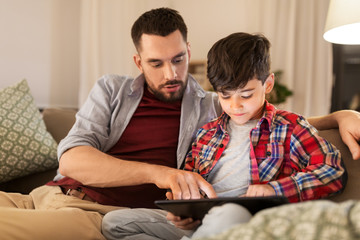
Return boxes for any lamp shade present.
[323,0,360,45]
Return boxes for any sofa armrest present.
[318,129,360,202]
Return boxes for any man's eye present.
[172,57,184,64]
[152,63,162,68]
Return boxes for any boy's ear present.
[133,54,143,73]
[265,73,275,94]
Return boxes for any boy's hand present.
[166,212,201,230]
[245,184,276,197]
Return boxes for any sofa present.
[0,107,358,203]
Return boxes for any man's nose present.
[163,62,177,80]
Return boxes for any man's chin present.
[159,92,183,103]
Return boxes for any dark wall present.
[331,44,360,112]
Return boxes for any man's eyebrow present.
[147,58,161,63]
[173,51,186,58]
[146,51,186,63]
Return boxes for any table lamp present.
[323,0,360,45]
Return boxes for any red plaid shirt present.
[184,101,346,202]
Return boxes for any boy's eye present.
[222,96,230,99]
[219,93,231,99]
[242,94,253,99]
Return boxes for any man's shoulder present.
[93,74,145,96]
[97,74,135,87]
[196,117,221,136]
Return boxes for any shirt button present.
[266,151,272,156]
[219,144,224,148]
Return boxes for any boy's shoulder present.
[202,117,221,128]
[271,108,308,128]
[194,115,225,139]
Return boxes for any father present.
[0,7,359,240]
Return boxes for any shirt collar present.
[129,74,145,95]
[256,101,276,132]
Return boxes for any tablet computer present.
[155,196,289,220]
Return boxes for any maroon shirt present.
[48,87,181,208]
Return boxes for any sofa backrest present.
[40,108,359,202]
[42,108,77,143]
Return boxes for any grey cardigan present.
[56,74,221,176]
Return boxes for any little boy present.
[102,32,346,240]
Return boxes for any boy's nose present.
[231,98,243,110]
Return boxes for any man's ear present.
[265,73,275,94]
[133,54,143,73]
[187,42,191,62]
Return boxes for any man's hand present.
[153,167,217,200]
[166,212,201,230]
[159,169,215,231]
[336,110,360,160]
[245,184,276,197]
[308,110,360,160]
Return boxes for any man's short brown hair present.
[131,8,188,51]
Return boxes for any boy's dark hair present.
[131,8,188,51]
[207,32,271,92]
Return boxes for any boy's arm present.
[268,117,345,202]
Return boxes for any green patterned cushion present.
[198,200,359,240]
[0,79,58,183]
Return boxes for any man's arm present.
[58,145,216,199]
[307,110,360,160]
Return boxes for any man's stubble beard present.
[144,73,188,103]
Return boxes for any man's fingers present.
[169,178,182,200]
[198,181,217,198]
[177,174,193,199]
[167,170,215,199]
[342,132,360,160]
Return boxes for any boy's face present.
[218,75,274,125]
[133,30,191,102]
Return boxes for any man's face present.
[133,30,191,102]
[218,76,274,125]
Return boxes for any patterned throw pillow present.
[0,80,58,183]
